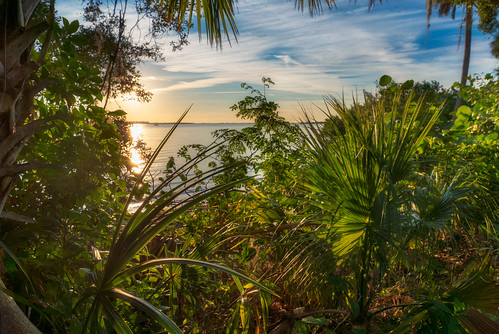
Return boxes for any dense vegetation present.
[0,0,498,333]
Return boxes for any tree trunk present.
[0,1,49,332]
[0,278,42,334]
[460,4,473,86]
[455,4,473,110]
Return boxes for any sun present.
[121,91,140,103]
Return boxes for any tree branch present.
[20,0,42,26]
[3,20,48,71]
[0,113,67,161]
[36,0,54,64]
[0,161,65,177]
[15,78,61,127]
[0,210,35,223]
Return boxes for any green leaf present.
[302,316,328,326]
[111,258,276,296]
[0,240,34,291]
[457,105,472,117]
[380,75,392,87]
[401,79,414,90]
[484,132,498,141]
[101,296,133,334]
[108,109,126,117]
[68,20,80,34]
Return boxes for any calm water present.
[129,123,250,180]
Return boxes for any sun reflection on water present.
[129,124,145,174]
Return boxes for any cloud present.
[122,0,497,122]
[146,0,494,100]
[151,77,233,91]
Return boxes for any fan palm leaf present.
[303,90,443,257]
[300,85,444,324]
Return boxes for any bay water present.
[129,122,251,185]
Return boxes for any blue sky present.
[62,0,498,123]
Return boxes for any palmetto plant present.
[300,84,478,329]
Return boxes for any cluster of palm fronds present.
[268,86,498,332]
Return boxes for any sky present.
[61,0,498,123]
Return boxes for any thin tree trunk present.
[460,4,473,86]
[455,4,473,110]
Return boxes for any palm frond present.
[108,288,182,334]
[302,89,443,258]
[111,107,190,245]
[295,0,336,16]
[110,258,275,296]
[100,296,134,334]
[391,253,499,334]
[154,0,239,48]
[0,239,34,291]
[443,253,499,314]
[411,171,471,233]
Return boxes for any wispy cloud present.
[58,0,496,122]
[151,77,232,91]
[149,0,494,95]
[132,0,497,122]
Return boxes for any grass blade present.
[101,296,134,334]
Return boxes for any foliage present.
[423,74,499,230]
[158,78,308,331]
[391,253,499,334]
[77,12,164,103]
[294,76,498,331]
[149,76,499,333]
[0,11,148,331]
[73,111,272,333]
[303,84,441,325]
[1,0,498,329]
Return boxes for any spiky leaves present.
[301,84,450,325]
[141,0,239,48]
[77,111,272,333]
[304,89,443,258]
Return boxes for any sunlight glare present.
[121,91,140,104]
[129,123,145,174]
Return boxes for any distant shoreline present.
[126,121,310,125]
[127,121,255,125]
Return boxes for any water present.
[129,122,251,182]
